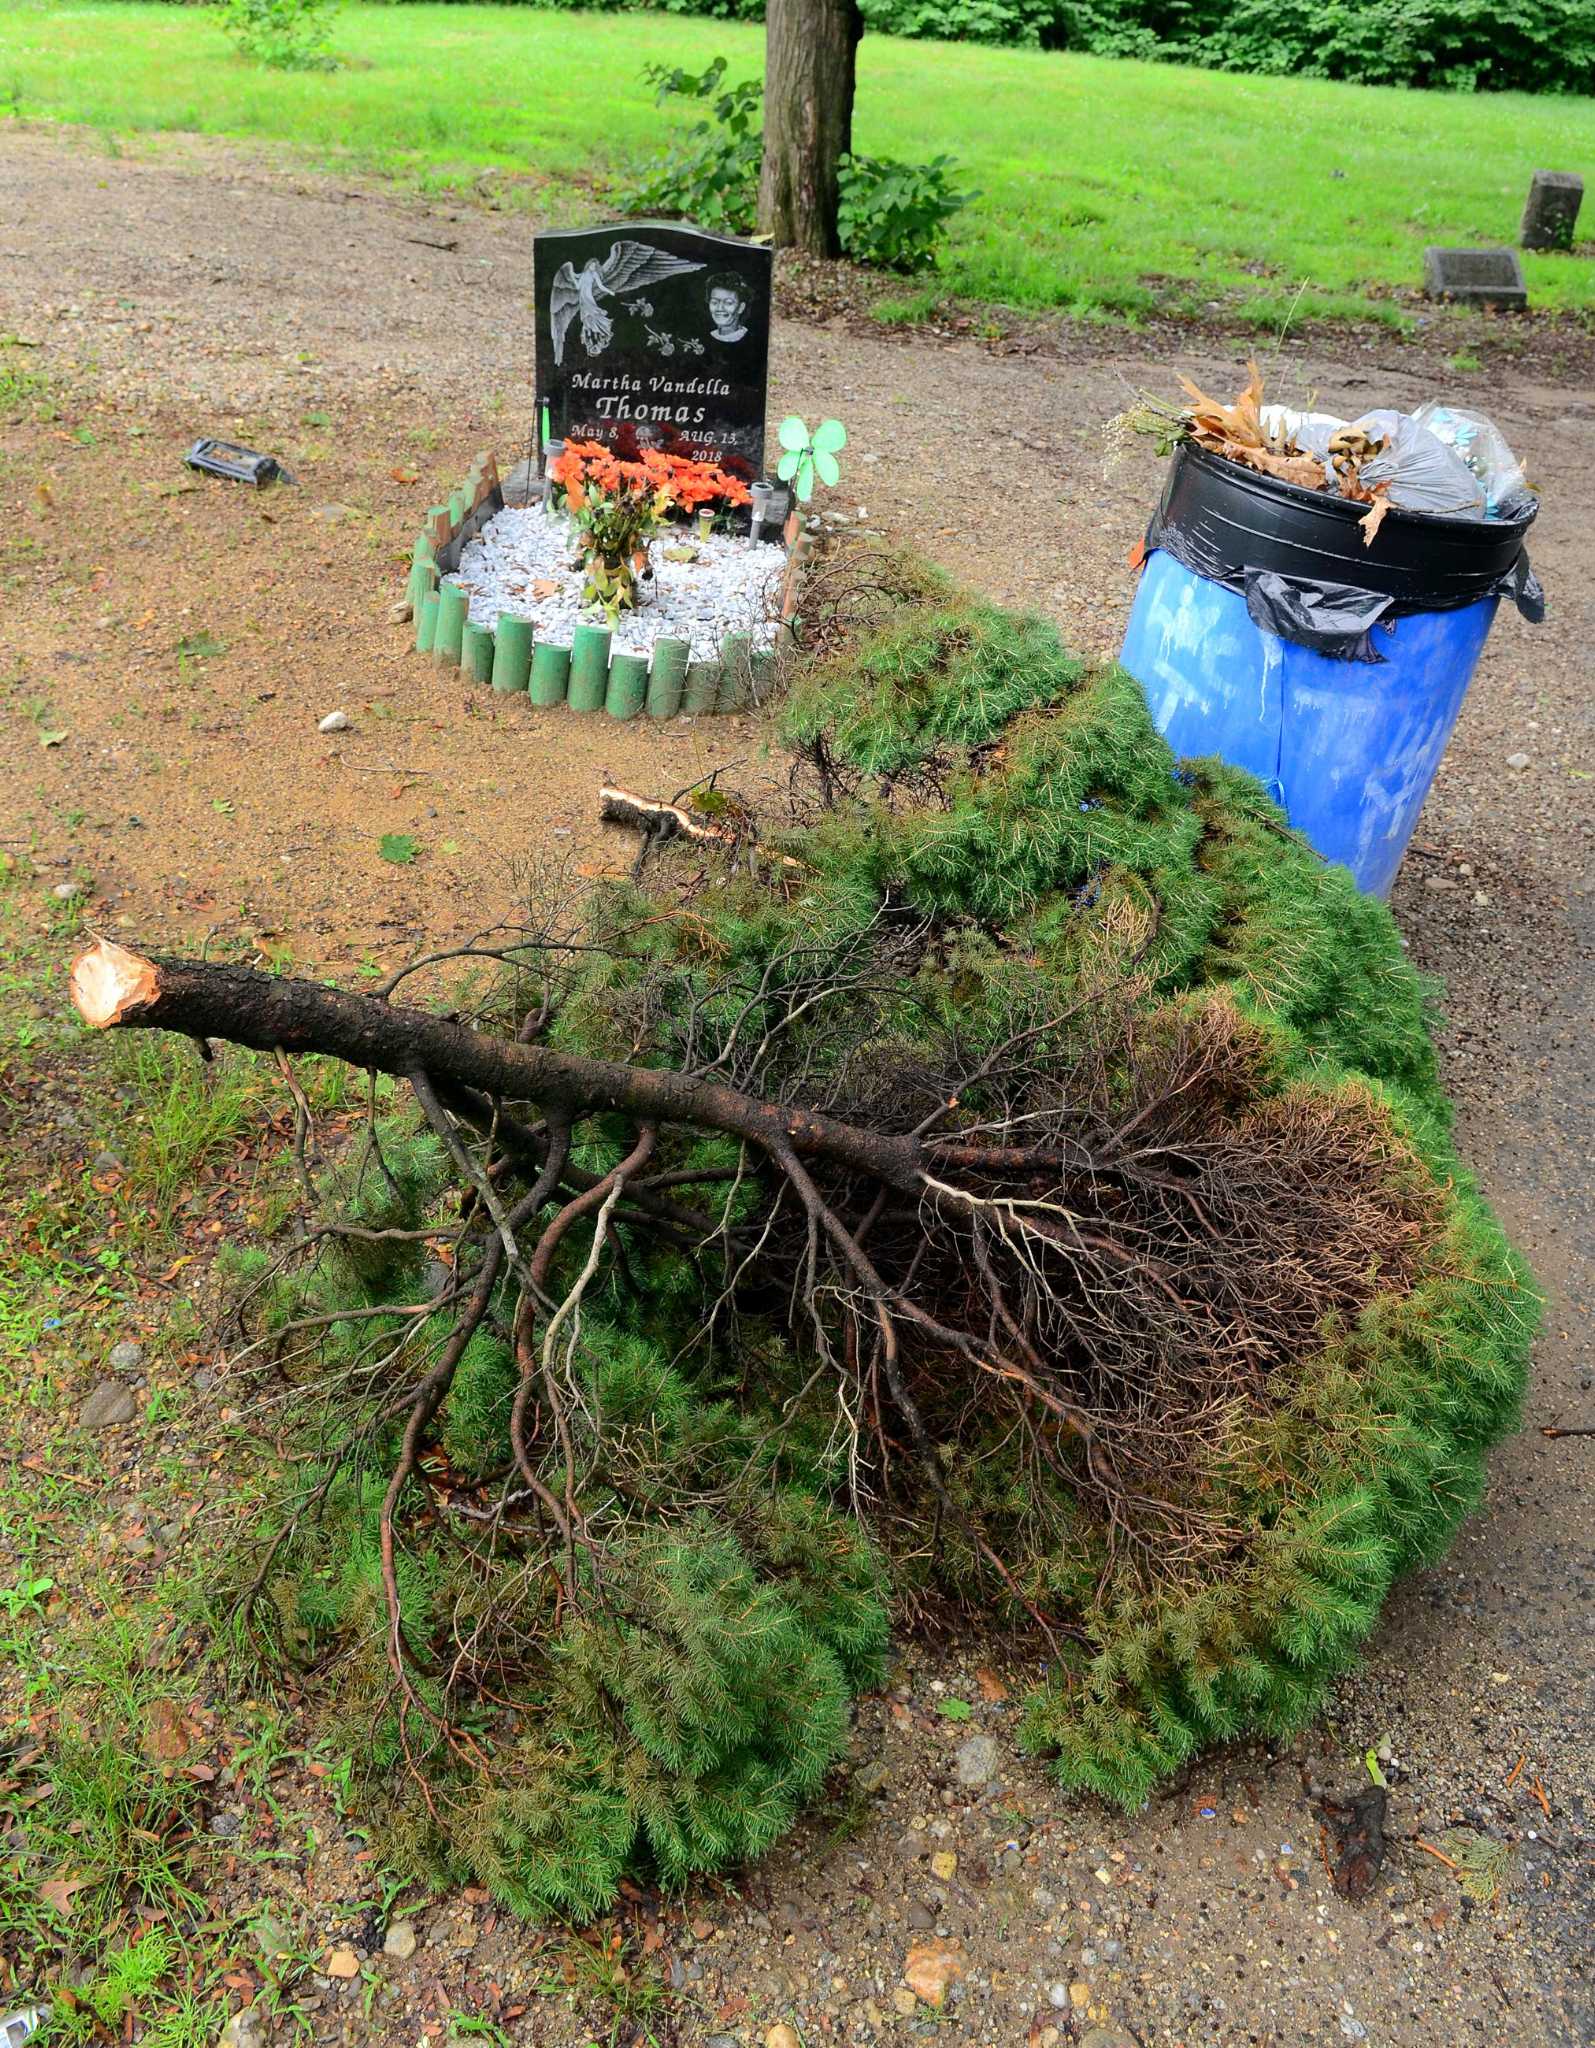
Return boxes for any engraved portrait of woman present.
[706,272,750,345]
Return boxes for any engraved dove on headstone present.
[549,239,707,365]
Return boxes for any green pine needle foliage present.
[239,580,1533,1912]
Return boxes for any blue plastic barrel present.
[1122,550,1496,897]
[1119,442,1539,898]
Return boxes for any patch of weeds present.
[0,1570,54,1623]
[0,1613,212,2012]
[175,628,226,682]
[1447,350,1483,373]
[252,1916,331,2028]
[816,1774,875,1849]
[55,1928,175,2036]
[871,288,945,329]
[175,628,225,660]
[440,2015,513,2048]
[0,340,49,415]
[561,1927,670,2034]
[0,1188,130,1363]
[126,1985,221,2048]
[108,1035,270,1232]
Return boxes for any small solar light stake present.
[184,438,295,486]
[543,437,565,521]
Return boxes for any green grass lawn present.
[4,2,1595,324]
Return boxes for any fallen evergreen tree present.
[72,575,1535,1915]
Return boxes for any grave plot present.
[403,222,810,721]
[456,504,787,666]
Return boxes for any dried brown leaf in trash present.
[1329,424,1388,469]
[1179,361,1325,491]
[1178,358,1267,446]
[1249,447,1328,490]
[1359,490,1393,548]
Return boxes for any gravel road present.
[0,125,1588,2048]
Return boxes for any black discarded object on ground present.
[1144,441,1542,664]
[184,438,295,487]
[1316,1783,1389,1902]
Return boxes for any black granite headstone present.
[1422,245,1528,311]
[1520,169,1583,252]
[533,221,773,485]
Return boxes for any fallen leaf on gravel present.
[39,729,68,748]
[974,1666,1008,1702]
[325,1945,359,1978]
[143,1699,190,1761]
[390,467,418,484]
[38,1874,89,1916]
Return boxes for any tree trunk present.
[69,940,917,1190]
[759,0,862,257]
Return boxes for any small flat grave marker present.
[533,221,773,486]
[1423,246,1528,311]
[1520,170,1583,252]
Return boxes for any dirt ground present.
[1,125,1591,2048]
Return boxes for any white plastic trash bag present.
[1258,405,1346,462]
[1339,410,1485,519]
[1412,402,1531,519]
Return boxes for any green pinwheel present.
[776,416,847,503]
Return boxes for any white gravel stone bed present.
[455,506,787,662]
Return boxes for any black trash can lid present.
[1150,440,1538,616]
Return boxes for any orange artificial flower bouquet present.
[550,439,752,618]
